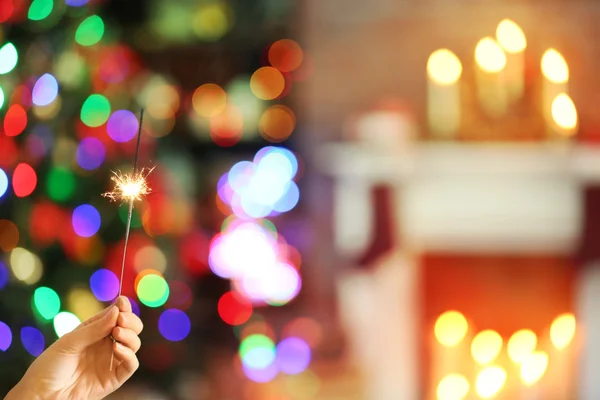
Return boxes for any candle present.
[475,37,508,118]
[496,19,527,103]
[547,313,576,399]
[426,49,462,139]
[430,311,470,399]
[520,351,548,400]
[541,49,569,136]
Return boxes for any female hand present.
[6,296,143,400]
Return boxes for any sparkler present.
[103,109,152,371]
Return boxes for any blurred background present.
[1,0,599,399]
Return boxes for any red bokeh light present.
[218,291,253,326]
[4,104,27,137]
[0,0,15,23]
[29,201,68,247]
[0,137,19,169]
[179,230,210,276]
[12,163,37,197]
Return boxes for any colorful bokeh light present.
[250,67,285,100]
[192,83,227,118]
[276,337,311,375]
[53,311,81,338]
[0,43,18,75]
[0,321,11,351]
[4,104,27,137]
[158,309,191,342]
[0,168,8,198]
[21,326,45,357]
[33,286,61,320]
[107,110,139,142]
[76,137,106,170]
[32,74,59,106]
[90,268,119,302]
[137,273,169,307]
[75,15,105,47]
[72,204,101,238]
[12,163,37,198]
[268,39,304,72]
[218,291,253,326]
[240,334,276,370]
[47,167,76,202]
[28,0,53,21]
[80,94,111,127]
[0,262,9,289]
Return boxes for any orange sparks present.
[102,167,155,202]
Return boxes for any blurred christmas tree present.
[0,0,308,396]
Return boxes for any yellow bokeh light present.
[541,49,569,84]
[550,313,576,350]
[496,19,527,53]
[551,93,578,132]
[520,351,549,386]
[9,247,43,285]
[192,83,227,118]
[437,374,470,400]
[507,329,537,364]
[434,311,468,347]
[475,366,507,399]
[427,49,462,85]
[471,330,503,365]
[67,288,103,322]
[192,2,233,42]
[475,37,507,73]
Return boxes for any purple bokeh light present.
[106,110,138,143]
[72,204,101,237]
[276,337,311,375]
[0,321,12,351]
[76,138,106,171]
[21,326,45,357]
[90,269,119,302]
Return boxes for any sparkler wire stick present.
[109,109,144,371]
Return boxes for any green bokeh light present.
[28,0,53,21]
[239,334,275,359]
[0,86,4,109]
[118,205,142,228]
[75,15,105,47]
[80,94,111,127]
[0,43,18,75]
[137,274,169,307]
[33,286,61,321]
[47,166,76,202]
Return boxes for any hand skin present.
[5,296,143,400]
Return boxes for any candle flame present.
[102,167,155,202]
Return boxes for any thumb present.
[64,306,119,351]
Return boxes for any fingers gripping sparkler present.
[102,109,152,370]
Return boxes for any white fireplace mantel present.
[317,142,600,254]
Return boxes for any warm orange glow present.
[471,330,503,365]
[268,39,304,72]
[520,351,549,386]
[427,49,462,85]
[475,366,506,399]
[192,83,227,118]
[496,19,526,53]
[507,329,537,364]
[437,374,470,400]
[550,313,576,350]
[259,105,296,142]
[475,37,506,73]
[541,49,569,84]
[250,67,285,100]
[434,311,468,347]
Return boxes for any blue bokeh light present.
[76,138,106,171]
[273,181,300,213]
[90,269,119,302]
[0,321,12,351]
[128,297,141,317]
[158,309,191,342]
[72,204,101,237]
[21,326,45,357]
[0,262,8,290]
[65,0,88,6]
[243,361,279,383]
